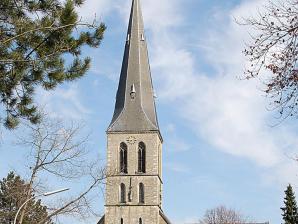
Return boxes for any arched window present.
[139,218,143,224]
[139,183,145,204]
[138,142,146,173]
[120,143,128,173]
[120,183,126,203]
[121,218,123,224]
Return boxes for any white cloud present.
[115,0,183,32]
[177,217,200,224]
[167,137,191,153]
[182,76,283,167]
[141,0,183,31]
[77,0,118,22]
[188,0,298,174]
[124,0,298,184]
[36,85,91,120]
[164,162,190,173]
[73,0,298,185]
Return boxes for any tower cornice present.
[106,130,163,143]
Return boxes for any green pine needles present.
[0,0,106,129]
[0,172,53,224]
[281,184,298,224]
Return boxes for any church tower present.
[99,0,171,223]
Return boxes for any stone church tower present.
[98,0,171,223]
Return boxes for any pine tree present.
[0,172,53,224]
[281,184,298,224]
[0,0,106,129]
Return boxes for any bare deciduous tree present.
[242,0,298,120]
[199,206,247,224]
[15,118,107,224]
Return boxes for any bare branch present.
[241,0,298,120]
[14,116,107,223]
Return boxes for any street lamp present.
[13,188,69,224]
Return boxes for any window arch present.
[120,183,126,203]
[120,142,128,173]
[138,142,146,173]
[139,218,143,224]
[139,183,145,204]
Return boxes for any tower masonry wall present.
[105,206,160,224]
[106,176,161,206]
[106,132,162,177]
[105,132,163,223]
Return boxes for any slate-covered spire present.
[107,0,159,133]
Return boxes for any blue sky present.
[1,0,298,223]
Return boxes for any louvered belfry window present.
[138,142,146,173]
[120,142,128,173]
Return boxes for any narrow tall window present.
[120,183,126,203]
[139,218,143,224]
[120,143,128,173]
[121,218,124,224]
[139,183,145,204]
[138,142,146,173]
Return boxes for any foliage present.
[0,0,106,129]
[0,172,52,224]
[199,205,246,224]
[281,184,298,224]
[243,0,298,120]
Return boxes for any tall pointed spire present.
[107,0,159,133]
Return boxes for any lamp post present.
[13,188,69,224]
